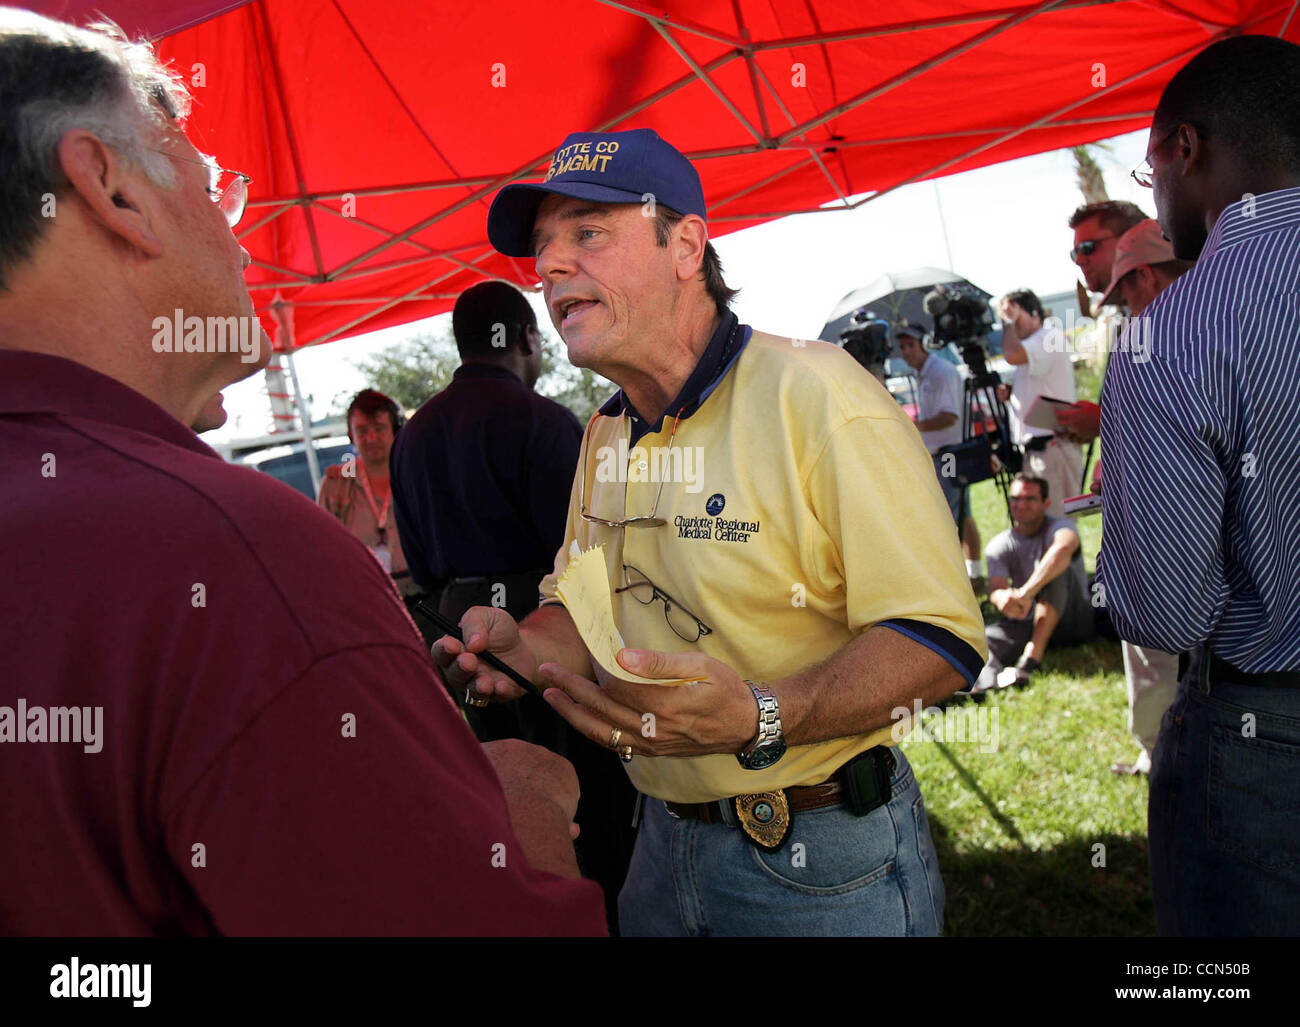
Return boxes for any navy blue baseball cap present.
[487,128,707,257]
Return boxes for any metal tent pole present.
[284,345,321,498]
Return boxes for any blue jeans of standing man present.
[618,748,945,936]
[1149,646,1300,935]
[933,452,967,529]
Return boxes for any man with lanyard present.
[435,128,986,935]
[1099,35,1300,936]
[319,389,422,604]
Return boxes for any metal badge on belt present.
[734,791,792,851]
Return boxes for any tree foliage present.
[349,329,461,413]
[1070,144,1110,204]
[350,324,612,423]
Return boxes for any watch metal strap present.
[744,679,782,751]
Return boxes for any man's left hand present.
[538,648,759,759]
[1003,589,1033,620]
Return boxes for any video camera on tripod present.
[837,308,893,379]
[920,283,1021,505]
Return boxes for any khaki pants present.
[1121,641,1179,759]
[1025,438,1084,516]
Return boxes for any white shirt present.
[915,353,963,453]
[1009,324,1076,443]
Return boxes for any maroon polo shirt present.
[0,351,605,936]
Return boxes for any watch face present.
[741,739,787,770]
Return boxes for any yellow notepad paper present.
[555,545,695,685]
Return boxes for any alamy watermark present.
[151,308,263,364]
[50,958,150,1007]
[593,439,704,493]
[0,700,102,753]
[1041,309,1152,364]
[891,697,1000,753]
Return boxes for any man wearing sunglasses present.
[1098,35,1300,936]
[440,128,987,936]
[0,11,604,936]
[1068,200,1147,297]
[1055,204,1148,452]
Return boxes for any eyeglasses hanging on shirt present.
[578,408,685,529]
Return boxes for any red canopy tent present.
[29,0,1300,351]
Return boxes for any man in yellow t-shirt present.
[436,128,986,936]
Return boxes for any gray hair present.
[0,8,192,288]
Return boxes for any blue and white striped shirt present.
[1098,186,1300,672]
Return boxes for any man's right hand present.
[995,383,1012,404]
[432,605,537,702]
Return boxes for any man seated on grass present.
[973,473,1094,693]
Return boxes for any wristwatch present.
[736,681,787,770]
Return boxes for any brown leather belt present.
[662,744,899,825]
[665,779,845,824]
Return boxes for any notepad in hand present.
[1022,395,1075,433]
[555,545,696,685]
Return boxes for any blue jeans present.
[618,749,945,936]
[1149,647,1300,935]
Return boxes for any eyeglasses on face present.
[1069,235,1116,262]
[615,564,712,643]
[148,148,252,227]
[1130,126,1179,189]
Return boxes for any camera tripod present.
[956,342,1020,523]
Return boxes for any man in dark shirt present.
[0,10,603,936]
[392,281,581,622]
[391,280,635,931]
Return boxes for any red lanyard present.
[357,463,391,540]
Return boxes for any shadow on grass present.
[918,633,1148,935]
[928,721,1153,937]
[932,822,1155,936]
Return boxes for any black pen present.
[414,599,542,697]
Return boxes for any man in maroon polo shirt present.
[0,10,604,935]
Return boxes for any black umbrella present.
[818,267,999,377]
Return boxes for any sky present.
[206,128,1154,444]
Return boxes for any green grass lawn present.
[905,369,1157,936]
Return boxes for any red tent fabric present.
[28,0,1300,348]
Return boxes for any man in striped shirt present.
[1098,35,1300,936]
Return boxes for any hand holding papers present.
[555,545,695,685]
[1022,395,1075,433]
[540,545,760,760]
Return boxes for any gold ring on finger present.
[608,726,622,750]
[619,745,634,763]
[465,689,491,708]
